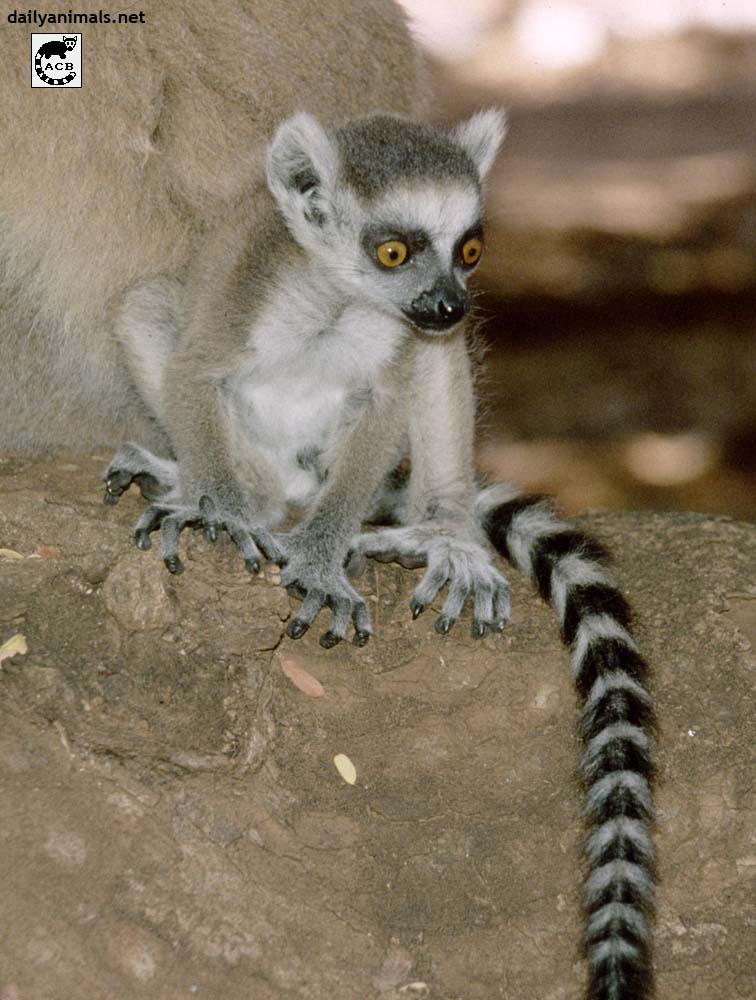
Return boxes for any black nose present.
[405,285,469,331]
[437,297,467,325]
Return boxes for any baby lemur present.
[105,110,655,1000]
[105,111,509,646]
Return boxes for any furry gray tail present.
[476,484,655,1000]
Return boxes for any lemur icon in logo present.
[32,34,81,88]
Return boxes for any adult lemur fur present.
[0,4,655,998]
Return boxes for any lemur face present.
[351,180,484,333]
[266,109,505,333]
[63,36,77,50]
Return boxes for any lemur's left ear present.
[453,109,507,180]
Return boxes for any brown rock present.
[101,551,176,630]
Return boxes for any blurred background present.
[399,0,756,521]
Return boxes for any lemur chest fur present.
[227,273,405,505]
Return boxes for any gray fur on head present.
[266,109,507,225]
[333,114,480,200]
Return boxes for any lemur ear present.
[266,112,339,225]
[453,109,507,180]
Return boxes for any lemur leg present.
[114,277,183,428]
[108,292,282,572]
[349,330,510,637]
[107,266,286,573]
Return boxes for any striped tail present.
[476,484,655,1000]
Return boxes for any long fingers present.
[286,588,326,639]
[411,559,511,639]
[435,573,472,635]
[284,573,373,649]
[133,504,166,550]
[159,512,192,574]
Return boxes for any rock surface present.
[0,454,754,1000]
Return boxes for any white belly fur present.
[230,294,405,507]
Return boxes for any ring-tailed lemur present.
[103,110,655,1000]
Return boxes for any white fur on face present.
[318,179,484,322]
[371,181,482,264]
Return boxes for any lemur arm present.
[350,329,510,637]
[279,353,411,647]
[162,343,273,515]
[406,330,477,525]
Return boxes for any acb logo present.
[31,33,82,88]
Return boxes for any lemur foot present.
[278,534,372,649]
[104,445,281,574]
[348,525,511,638]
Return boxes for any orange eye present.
[376,240,408,268]
[461,237,483,266]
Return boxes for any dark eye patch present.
[362,226,430,263]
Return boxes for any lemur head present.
[266,110,505,333]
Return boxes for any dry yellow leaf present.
[280,658,325,698]
[0,633,28,666]
[35,546,61,559]
[0,549,23,560]
[333,753,357,785]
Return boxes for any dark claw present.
[245,558,261,575]
[495,619,507,632]
[104,470,132,504]
[434,616,453,635]
[204,523,219,543]
[471,620,487,639]
[287,619,309,639]
[319,630,341,650]
[353,629,371,647]
[135,530,152,551]
[164,554,184,575]
[410,599,426,620]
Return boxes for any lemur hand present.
[348,524,510,638]
[277,529,372,649]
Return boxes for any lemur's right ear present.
[266,113,339,231]
[453,109,507,180]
